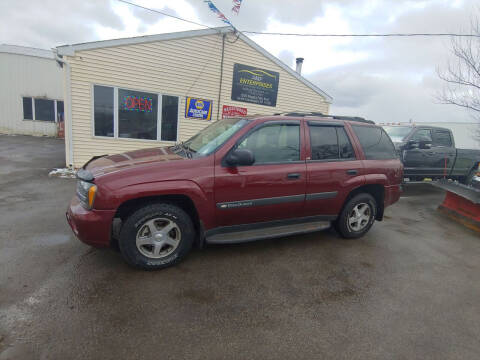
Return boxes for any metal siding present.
[66,33,330,167]
[0,52,63,136]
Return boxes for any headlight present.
[76,180,97,209]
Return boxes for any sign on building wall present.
[231,63,280,107]
[185,97,213,120]
[222,105,247,119]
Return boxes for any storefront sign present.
[231,63,279,107]
[222,105,247,119]
[185,97,212,120]
[122,95,153,112]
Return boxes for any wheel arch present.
[342,184,385,221]
[113,194,204,248]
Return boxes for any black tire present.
[334,193,377,239]
[118,203,195,270]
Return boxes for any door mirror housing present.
[405,140,418,149]
[418,140,432,149]
[225,149,255,167]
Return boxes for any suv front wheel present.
[335,193,377,238]
[119,203,195,270]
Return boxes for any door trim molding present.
[305,191,338,201]
[216,194,304,209]
[216,191,339,210]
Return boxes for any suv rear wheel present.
[119,203,195,270]
[335,193,377,239]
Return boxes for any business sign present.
[231,63,280,107]
[185,97,213,120]
[122,95,153,112]
[222,105,247,119]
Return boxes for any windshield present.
[182,118,251,156]
[383,126,412,142]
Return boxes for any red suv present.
[67,114,403,270]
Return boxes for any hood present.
[85,147,185,177]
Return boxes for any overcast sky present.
[1,0,479,123]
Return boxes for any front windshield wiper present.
[171,141,194,159]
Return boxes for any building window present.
[94,85,114,137]
[161,95,178,141]
[92,84,179,142]
[57,101,64,122]
[23,97,33,120]
[22,97,63,122]
[118,88,158,140]
[34,99,55,121]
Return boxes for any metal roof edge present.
[237,33,333,103]
[56,26,232,55]
[0,44,55,59]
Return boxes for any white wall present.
[0,48,63,136]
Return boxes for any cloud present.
[0,0,125,48]
[1,0,478,125]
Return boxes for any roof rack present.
[273,112,375,124]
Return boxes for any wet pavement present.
[1,134,479,359]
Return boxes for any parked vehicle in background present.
[67,113,403,270]
[383,125,480,184]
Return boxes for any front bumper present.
[66,196,116,248]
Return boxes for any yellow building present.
[56,27,332,168]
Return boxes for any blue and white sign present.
[185,97,213,120]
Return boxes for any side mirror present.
[419,140,432,149]
[225,149,255,167]
[405,140,418,149]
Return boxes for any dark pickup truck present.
[383,125,480,184]
[67,114,403,270]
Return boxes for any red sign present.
[222,105,247,119]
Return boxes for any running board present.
[206,219,332,244]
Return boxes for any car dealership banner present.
[185,97,212,120]
[222,105,247,119]
[231,63,279,107]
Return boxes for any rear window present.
[352,125,397,160]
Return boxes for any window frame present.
[307,123,357,163]
[409,128,433,142]
[22,96,62,122]
[91,83,180,143]
[432,129,453,148]
[352,124,398,160]
[222,120,303,166]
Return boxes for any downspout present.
[54,52,74,168]
[216,33,226,121]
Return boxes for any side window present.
[352,125,397,160]
[237,123,300,164]
[337,128,355,159]
[411,129,432,142]
[433,130,452,147]
[309,126,355,160]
